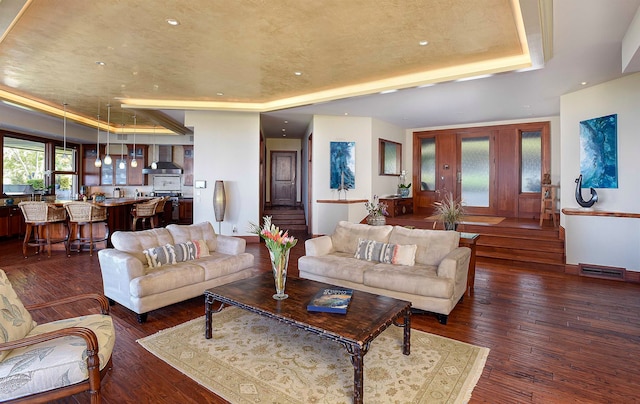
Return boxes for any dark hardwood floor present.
[1,231,639,403]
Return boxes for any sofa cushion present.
[354,239,417,266]
[298,253,374,284]
[0,314,114,401]
[0,270,37,362]
[130,264,205,298]
[388,226,460,266]
[167,222,217,252]
[111,228,174,264]
[195,252,256,281]
[143,244,176,268]
[364,264,454,299]
[330,221,393,255]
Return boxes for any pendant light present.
[62,103,68,156]
[151,125,158,170]
[94,113,102,167]
[130,115,138,168]
[104,104,112,165]
[118,116,125,170]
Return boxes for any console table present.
[459,232,479,296]
[379,197,413,217]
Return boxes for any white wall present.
[309,115,407,235]
[372,118,407,197]
[560,72,640,272]
[185,110,260,236]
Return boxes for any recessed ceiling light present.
[294,71,303,76]
[284,120,288,124]
[95,61,105,66]
[166,18,180,26]
[380,89,398,94]
[581,81,588,86]
[216,92,224,96]
[282,128,286,132]
[419,40,429,46]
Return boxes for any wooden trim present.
[562,208,640,218]
[316,199,368,204]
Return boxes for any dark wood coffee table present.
[204,273,411,404]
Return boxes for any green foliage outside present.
[3,146,45,185]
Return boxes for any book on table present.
[307,288,354,314]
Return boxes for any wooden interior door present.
[271,151,296,206]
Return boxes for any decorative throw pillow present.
[192,239,210,258]
[143,245,176,268]
[0,270,37,361]
[173,241,196,262]
[354,239,417,266]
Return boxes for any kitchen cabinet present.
[115,158,127,185]
[0,206,25,238]
[100,162,114,185]
[0,208,8,237]
[179,198,193,224]
[82,146,101,186]
[127,146,147,186]
[82,144,147,186]
[183,146,193,187]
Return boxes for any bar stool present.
[153,196,170,227]
[18,201,68,258]
[131,198,161,230]
[65,201,109,256]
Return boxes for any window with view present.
[2,137,46,195]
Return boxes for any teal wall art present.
[330,141,355,189]
[579,114,618,189]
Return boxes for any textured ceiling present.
[0,0,528,134]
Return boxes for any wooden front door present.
[271,151,297,206]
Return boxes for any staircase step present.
[264,208,307,233]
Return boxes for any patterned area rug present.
[138,307,489,404]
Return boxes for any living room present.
[1,1,640,402]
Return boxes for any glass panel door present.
[460,136,490,207]
[419,138,436,191]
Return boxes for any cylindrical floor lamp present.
[213,180,226,234]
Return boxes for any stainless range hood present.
[142,145,183,174]
[142,161,183,175]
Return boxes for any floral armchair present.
[0,270,115,403]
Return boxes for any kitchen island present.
[50,197,153,249]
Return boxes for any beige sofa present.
[98,221,256,323]
[298,221,471,324]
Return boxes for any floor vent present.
[579,263,625,281]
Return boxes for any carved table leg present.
[204,294,224,339]
[205,296,213,339]
[403,308,411,355]
[346,343,364,404]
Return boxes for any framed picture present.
[579,114,618,188]
[330,141,355,189]
[379,138,402,176]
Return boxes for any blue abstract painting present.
[579,114,618,189]
[330,142,355,189]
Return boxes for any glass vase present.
[269,248,290,300]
